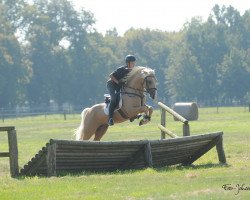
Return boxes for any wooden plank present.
[56,152,135,157]
[57,162,126,167]
[0,152,10,157]
[151,140,210,153]
[119,145,144,169]
[158,124,178,138]
[55,166,119,171]
[182,136,221,165]
[216,134,226,164]
[56,155,131,160]
[183,124,190,136]
[51,139,148,146]
[158,102,188,124]
[150,140,211,151]
[56,161,123,167]
[0,126,15,132]
[56,144,140,149]
[56,156,127,162]
[152,149,199,162]
[144,142,153,167]
[8,129,19,177]
[57,146,138,154]
[149,132,223,145]
[161,108,166,139]
[152,146,201,157]
[46,143,57,177]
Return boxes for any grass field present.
[0,107,250,199]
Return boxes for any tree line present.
[0,0,250,109]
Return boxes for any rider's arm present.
[109,74,119,84]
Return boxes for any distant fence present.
[0,106,84,122]
[0,104,249,123]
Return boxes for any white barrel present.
[173,102,198,121]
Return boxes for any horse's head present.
[125,66,157,99]
[141,68,157,99]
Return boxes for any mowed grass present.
[0,107,250,199]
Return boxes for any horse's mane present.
[125,66,155,83]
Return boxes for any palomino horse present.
[75,66,157,141]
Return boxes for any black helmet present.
[125,55,136,63]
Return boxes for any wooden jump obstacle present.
[158,102,190,138]
[2,102,227,177]
[19,131,226,177]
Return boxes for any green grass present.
[0,107,250,199]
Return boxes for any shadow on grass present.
[15,162,229,179]
[155,162,229,173]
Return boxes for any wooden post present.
[46,143,57,177]
[64,112,67,120]
[183,123,190,136]
[216,135,226,164]
[249,103,250,112]
[161,108,166,139]
[7,129,19,177]
[144,141,153,168]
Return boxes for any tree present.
[184,16,228,103]
[166,44,202,101]
[0,2,31,107]
[24,0,95,106]
[218,48,250,101]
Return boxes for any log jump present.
[19,131,226,177]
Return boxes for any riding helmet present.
[125,55,136,63]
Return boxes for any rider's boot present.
[108,118,114,126]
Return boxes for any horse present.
[75,66,157,141]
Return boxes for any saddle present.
[103,94,122,116]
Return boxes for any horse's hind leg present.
[94,124,109,141]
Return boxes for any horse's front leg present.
[139,105,153,126]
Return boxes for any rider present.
[107,55,136,126]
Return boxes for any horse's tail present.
[75,108,89,140]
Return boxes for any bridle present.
[122,75,157,100]
[143,75,157,94]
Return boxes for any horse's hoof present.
[137,114,142,119]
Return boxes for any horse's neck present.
[126,76,143,91]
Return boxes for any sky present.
[71,0,250,35]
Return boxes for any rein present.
[123,75,157,97]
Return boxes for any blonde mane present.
[125,66,155,83]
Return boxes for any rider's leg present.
[107,81,118,125]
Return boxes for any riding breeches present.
[107,81,121,118]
